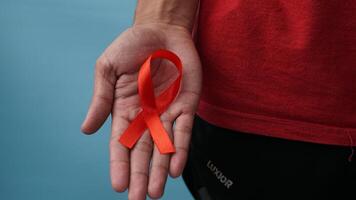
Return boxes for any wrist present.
[134,0,199,32]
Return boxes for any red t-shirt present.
[197,0,356,146]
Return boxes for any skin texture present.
[81,24,202,199]
[134,0,199,31]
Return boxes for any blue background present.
[0,0,193,199]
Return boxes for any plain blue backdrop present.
[0,0,193,199]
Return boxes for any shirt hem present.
[197,100,356,147]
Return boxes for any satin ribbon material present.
[118,50,182,154]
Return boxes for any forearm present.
[134,0,199,31]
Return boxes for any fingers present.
[81,58,116,134]
[148,117,173,199]
[169,113,194,178]
[128,131,153,200]
[110,114,130,192]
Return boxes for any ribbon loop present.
[118,50,182,154]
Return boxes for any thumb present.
[81,58,116,134]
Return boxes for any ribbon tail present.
[119,113,147,149]
[143,112,176,154]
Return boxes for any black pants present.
[183,115,356,200]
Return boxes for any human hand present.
[81,23,202,199]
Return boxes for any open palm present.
[81,24,202,200]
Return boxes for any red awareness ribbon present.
[118,49,182,154]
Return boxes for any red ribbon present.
[118,50,182,154]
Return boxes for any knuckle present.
[110,134,120,144]
[152,164,169,173]
[109,138,128,152]
[131,170,149,178]
[160,114,172,123]
[95,56,110,70]
[109,136,119,146]
[160,109,176,122]
[175,146,189,153]
[180,104,196,115]
[174,126,192,136]
[134,140,153,153]
[110,158,129,166]
[95,56,116,83]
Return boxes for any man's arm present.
[134,0,199,31]
[81,1,201,199]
